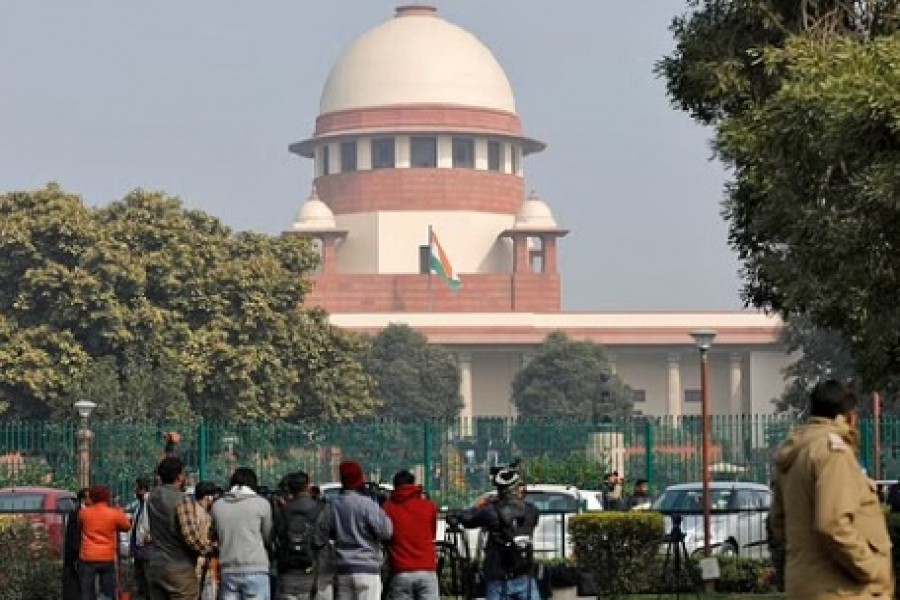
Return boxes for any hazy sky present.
[0,0,744,311]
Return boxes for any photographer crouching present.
[456,467,539,600]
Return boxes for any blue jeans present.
[389,571,439,600]
[485,577,541,600]
[221,572,271,600]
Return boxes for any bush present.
[570,511,664,596]
[715,556,777,594]
[0,522,62,600]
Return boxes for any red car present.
[0,486,77,553]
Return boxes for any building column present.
[667,353,682,419]
[458,352,473,434]
[730,353,743,416]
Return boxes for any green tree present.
[512,332,633,420]
[364,324,461,420]
[659,2,900,390]
[774,317,856,415]
[0,184,377,421]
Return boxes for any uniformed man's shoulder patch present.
[828,432,848,452]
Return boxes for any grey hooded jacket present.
[317,490,393,574]
[211,486,273,575]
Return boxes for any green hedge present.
[570,511,665,595]
[569,512,778,596]
[0,522,62,600]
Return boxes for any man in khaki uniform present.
[771,380,893,599]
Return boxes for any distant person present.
[63,488,90,600]
[78,485,131,600]
[624,479,652,511]
[146,456,200,600]
[602,472,624,511]
[771,380,893,599]
[187,481,220,600]
[131,477,154,599]
[317,461,393,600]
[212,467,274,600]
[383,470,439,600]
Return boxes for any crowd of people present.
[61,455,543,600]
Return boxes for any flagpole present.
[427,224,433,313]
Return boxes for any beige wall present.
[334,213,379,272]
[332,211,517,274]
[749,350,793,413]
[471,352,519,418]
[464,346,789,418]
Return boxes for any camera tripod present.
[657,515,701,600]
[437,516,474,600]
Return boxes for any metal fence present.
[0,414,895,506]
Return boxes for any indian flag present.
[429,228,462,291]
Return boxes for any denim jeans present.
[389,571,439,600]
[277,570,334,600]
[79,561,116,600]
[221,571,272,600]
[485,577,541,600]
[335,573,382,600]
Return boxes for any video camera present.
[489,459,522,478]
[362,481,390,506]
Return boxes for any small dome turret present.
[514,190,558,230]
[291,187,336,231]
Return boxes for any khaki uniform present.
[771,416,893,599]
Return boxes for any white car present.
[653,481,772,558]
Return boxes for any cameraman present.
[458,468,540,600]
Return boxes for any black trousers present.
[80,561,117,600]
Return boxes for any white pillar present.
[730,353,743,416]
[358,137,372,171]
[459,352,473,433]
[667,353,682,419]
[608,352,617,376]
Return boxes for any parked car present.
[652,481,771,558]
[0,486,77,554]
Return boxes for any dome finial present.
[395,4,437,18]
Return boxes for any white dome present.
[514,191,558,229]
[292,188,336,231]
[320,6,517,115]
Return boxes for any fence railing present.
[0,414,892,505]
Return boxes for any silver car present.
[653,481,771,558]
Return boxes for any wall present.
[749,350,794,413]
[376,211,515,274]
[306,272,561,313]
[471,352,521,417]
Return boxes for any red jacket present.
[79,502,131,563]
[383,485,437,573]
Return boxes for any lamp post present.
[73,400,97,490]
[690,329,716,558]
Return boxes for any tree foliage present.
[774,316,856,414]
[364,323,461,421]
[660,1,900,390]
[0,184,377,421]
[512,332,633,420]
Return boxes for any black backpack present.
[280,502,320,570]
[490,500,535,578]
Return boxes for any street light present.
[73,400,97,489]
[690,329,716,557]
